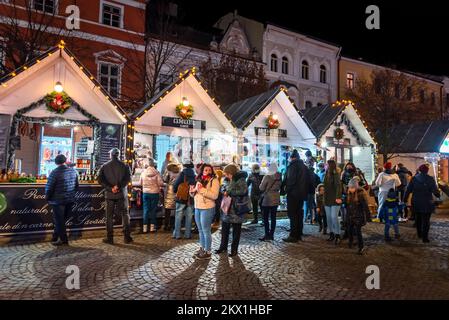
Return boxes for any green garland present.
[334,127,344,140]
[44,91,72,114]
[175,103,194,120]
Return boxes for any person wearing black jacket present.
[45,154,79,246]
[395,163,412,219]
[404,164,441,243]
[304,166,321,224]
[98,148,133,244]
[281,149,312,242]
[247,164,264,224]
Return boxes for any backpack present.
[176,175,189,202]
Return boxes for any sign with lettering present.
[0,114,11,167]
[98,123,123,165]
[0,184,121,235]
[162,117,206,130]
[255,127,287,138]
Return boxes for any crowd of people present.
[44,147,442,257]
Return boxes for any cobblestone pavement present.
[1,214,449,300]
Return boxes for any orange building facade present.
[0,0,147,111]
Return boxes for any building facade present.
[263,24,341,110]
[339,57,444,118]
[0,0,146,110]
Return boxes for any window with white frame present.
[346,72,354,89]
[101,2,123,28]
[99,63,120,98]
[319,65,327,83]
[270,54,278,72]
[281,57,289,74]
[33,0,57,14]
[301,60,309,80]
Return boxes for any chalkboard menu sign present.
[0,114,11,168]
[98,123,123,165]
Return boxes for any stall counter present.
[0,183,121,235]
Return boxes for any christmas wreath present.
[176,103,194,120]
[334,127,344,140]
[45,91,72,114]
[266,112,280,129]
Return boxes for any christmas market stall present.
[301,101,377,183]
[221,86,316,175]
[0,42,129,236]
[129,68,238,218]
[375,120,449,187]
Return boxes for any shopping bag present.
[220,195,232,214]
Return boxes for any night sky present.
[176,0,448,76]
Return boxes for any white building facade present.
[263,24,341,110]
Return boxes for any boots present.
[143,225,148,233]
[150,224,156,232]
[327,232,335,241]
[335,234,341,245]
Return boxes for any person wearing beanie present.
[304,150,316,169]
[162,160,181,231]
[375,162,401,220]
[247,163,264,224]
[258,162,282,241]
[316,161,326,183]
[172,159,196,240]
[380,188,401,242]
[45,153,79,246]
[281,149,312,243]
[315,184,327,234]
[98,148,133,244]
[404,164,441,243]
[139,157,164,234]
[215,163,249,257]
[345,177,370,255]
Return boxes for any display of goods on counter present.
[9,176,37,183]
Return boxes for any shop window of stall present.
[99,62,121,98]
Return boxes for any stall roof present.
[300,104,344,138]
[221,87,284,129]
[0,41,128,124]
[132,68,236,133]
[376,120,449,153]
[300,103,376,145]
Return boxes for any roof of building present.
[375,120,449,154]
[300,104,344,137]
[221,87,282,129]
[0,41,129,122]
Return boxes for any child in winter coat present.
[315,184,327,234]
[345,177,370,255]
[380,188,401,242]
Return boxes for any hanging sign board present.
[161,117,206,130]
[254,127,287,138]
[98,123,123,165]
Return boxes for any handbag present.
[259,177,279,207]
[220,195,232,214]
[233,194,252,216]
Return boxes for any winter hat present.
[418,164,429,174]
[268,162,279,175]
[109,148,120,157]
[147,158,156,168]
[290,149,300,159]
[223,163,239,176]
[251,163,260,172]
[305,150,312,157]
[384,162,393,170]
[347,177,360,189]
[55,154,67,165]
[317,161,325,169]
